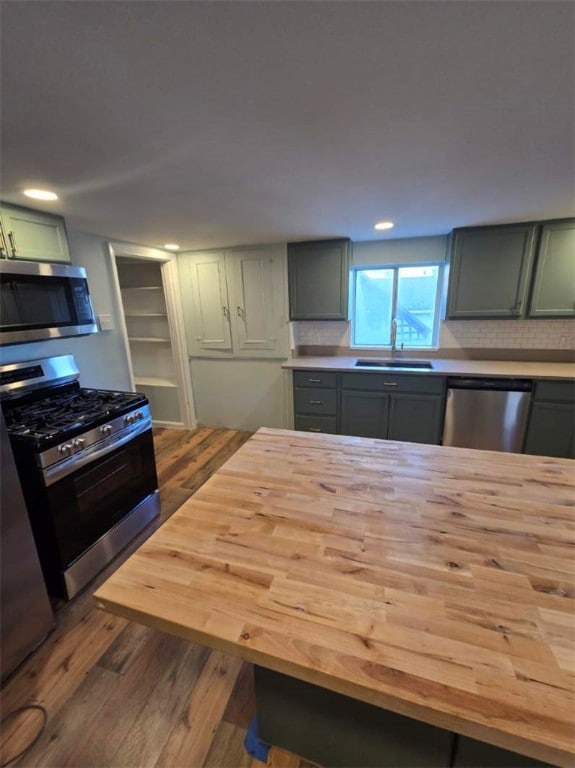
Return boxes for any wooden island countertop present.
[94,428,575,767]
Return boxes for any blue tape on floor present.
[244,715,271,762]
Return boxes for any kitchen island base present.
[254,666,551,768]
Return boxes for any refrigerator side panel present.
[1,412,54,682]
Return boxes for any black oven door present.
[45,428,158,569]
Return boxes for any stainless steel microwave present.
[0,261,98,345]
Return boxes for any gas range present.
[1,356,152,485]
[0,354,159,600]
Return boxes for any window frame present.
[350,261,445,350]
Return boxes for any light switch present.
[98,314,114,331]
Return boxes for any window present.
[352,264,443,348]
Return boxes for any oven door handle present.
[43,420,152,487]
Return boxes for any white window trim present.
[349,261,445,351]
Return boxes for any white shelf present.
[134,376,178,388]
[128,336,171,343]
[121,285,163,291]
[125,313,168,318]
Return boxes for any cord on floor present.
[0,704,47,767]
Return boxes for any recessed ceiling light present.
[24,188,59,201]
[374,221,394,231]
[163,243,180,251]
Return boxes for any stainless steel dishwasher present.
[442,378,532,453]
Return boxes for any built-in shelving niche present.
[116,258,182,426]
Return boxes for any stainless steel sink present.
[355,359,433,370]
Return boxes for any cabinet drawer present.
[341,373,445,394]
[294,415,337,434]
[534,380,575,402]
[294,388,337,415]
[293,370,337,389]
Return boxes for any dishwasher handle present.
[446,377,532,392]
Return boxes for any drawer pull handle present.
[309,400,322,405]
[383,382,398,387]
[309,427,321,432]
[308,378,321,383]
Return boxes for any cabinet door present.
[528,220,575,317]
[340,390,388,438]
[0,204,71,262]
[447,224,537,318]
[388,393,444,445]
[524,402,575,459]
[0,221,10,258]
[288,239,350,320]
[187,251,232,352]
[229,248,278,352]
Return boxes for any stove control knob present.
[100,424,113,435]
[125,414,135,425]
[59,443,73,455]
[73,438,85,449]
[135,411,143,421]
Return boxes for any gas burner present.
[2,383,148,449]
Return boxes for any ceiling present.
[1,1,574,251]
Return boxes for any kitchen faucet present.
[390,317,398,359]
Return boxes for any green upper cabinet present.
[288,238,350,320]
[0,203,71,263]
[527,219,575,318]
[446,223,537,319]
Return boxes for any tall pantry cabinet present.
[178,244,290,431]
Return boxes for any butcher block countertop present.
[94,428,575,767]
[283,356,575,380]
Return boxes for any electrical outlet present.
[98,314,114,331]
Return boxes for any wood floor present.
[0,428,313,768]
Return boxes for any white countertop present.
[282,356,575,380]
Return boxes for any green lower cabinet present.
[523,380,575,459]
[388,393,444,444]
[255,666,455,768]
[340,390,389,438]
[340,375,446,444]
[453,736,551,767]
[524,401,575,459]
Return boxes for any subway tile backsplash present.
[441,319,574,349]
[293,319,575,351]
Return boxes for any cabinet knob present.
[309,400,323,405]
[222,305,230,319]
[237,305,246,319]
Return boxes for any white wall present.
[189,358,290,431]
[0,231,132,390]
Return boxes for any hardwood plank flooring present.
[0,427,312,768]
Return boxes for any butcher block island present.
[94,428,575,768]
